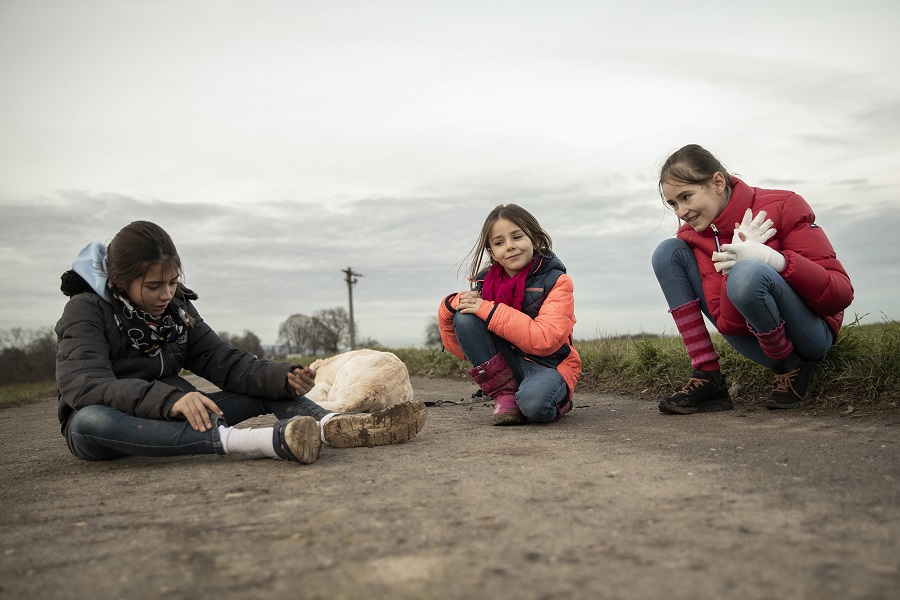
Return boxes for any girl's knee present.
[518,399,556,423]
[725,261,769,307]
[453,311,486,336]
[68,405,119,437]
[651,238,690,275]
[516,390,560,423]
[67,406,132,461]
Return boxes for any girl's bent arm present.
[437,293,466,360]
[55,295,186,420]
[182,304,294,399]
[776,195,854,316]
[480,275,576,356]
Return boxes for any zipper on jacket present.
[158,352,165,377]
[710,224,721,252]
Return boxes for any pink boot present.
[469,354,527,426]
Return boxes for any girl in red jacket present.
[438,204,581,425]
[652,144,853,413]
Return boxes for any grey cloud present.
[830,179,871,188]
[756,178,807,187]
[3,178,899,346]
[848,99,900,138]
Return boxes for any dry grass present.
[5,319,897,414]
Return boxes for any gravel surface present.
[1,375,898,600]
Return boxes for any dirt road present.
[1,376,898,600]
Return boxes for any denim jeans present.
[453,311,568,422]
[66,390,330,461]
[651,237,833,368]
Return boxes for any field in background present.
[5,320,897,412]
[291,319,900,413]
[0,381,58,408]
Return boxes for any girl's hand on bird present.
[288,366,316,396]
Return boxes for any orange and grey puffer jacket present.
[438,252,581,399]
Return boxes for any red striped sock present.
[670,299,720,371]
[752,320,794,361]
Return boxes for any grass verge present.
[0,381,58,409]
[395,318,899,413]
[5,319,897,414]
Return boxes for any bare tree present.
[312,307,351,353]
[0,327,56,385]
[424,316,442,348]
[220,330,265,358]
[0,327,27,350]
[277,308,357,355]
[355,336,383,350]
[277,314,315,355]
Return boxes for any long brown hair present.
[658,144,733,200]
[466,204,552,281]
[106,222,195,318]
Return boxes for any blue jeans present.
[66,391,330,461]
[453,311,568,422]
[651,238,833,368]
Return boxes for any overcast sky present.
[2,0,899,347]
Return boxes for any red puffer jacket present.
[678,178,853,338]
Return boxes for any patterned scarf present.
[109,287,189,357]
[480,258,536,310]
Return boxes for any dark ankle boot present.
[658,369,733,415]
[767,354,815,409]
[469,354,527,425]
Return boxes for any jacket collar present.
[707,178,756,241]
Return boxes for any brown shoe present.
[273,416,321,464]
[322,400,427,448]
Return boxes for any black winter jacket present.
[55,273,294,433]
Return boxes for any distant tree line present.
[0,306,396,386]
[0,327,56,385]
[219,330,266,359]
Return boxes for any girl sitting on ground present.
[56,220,426,464]
[438,204,581,425]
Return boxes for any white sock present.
[318,412,339,444]
[218,425,278,459]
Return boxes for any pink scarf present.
[480,258,536,310]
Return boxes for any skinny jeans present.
[65,391,330,461]
[453,311,568,423]
[651,238,833,368]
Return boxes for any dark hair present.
[467,204,552,280]
[106,221,195,314]
[658,144,733,198]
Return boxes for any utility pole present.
[342,267,363,350]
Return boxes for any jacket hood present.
[60,242,199,302]
[65,242,113,302]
